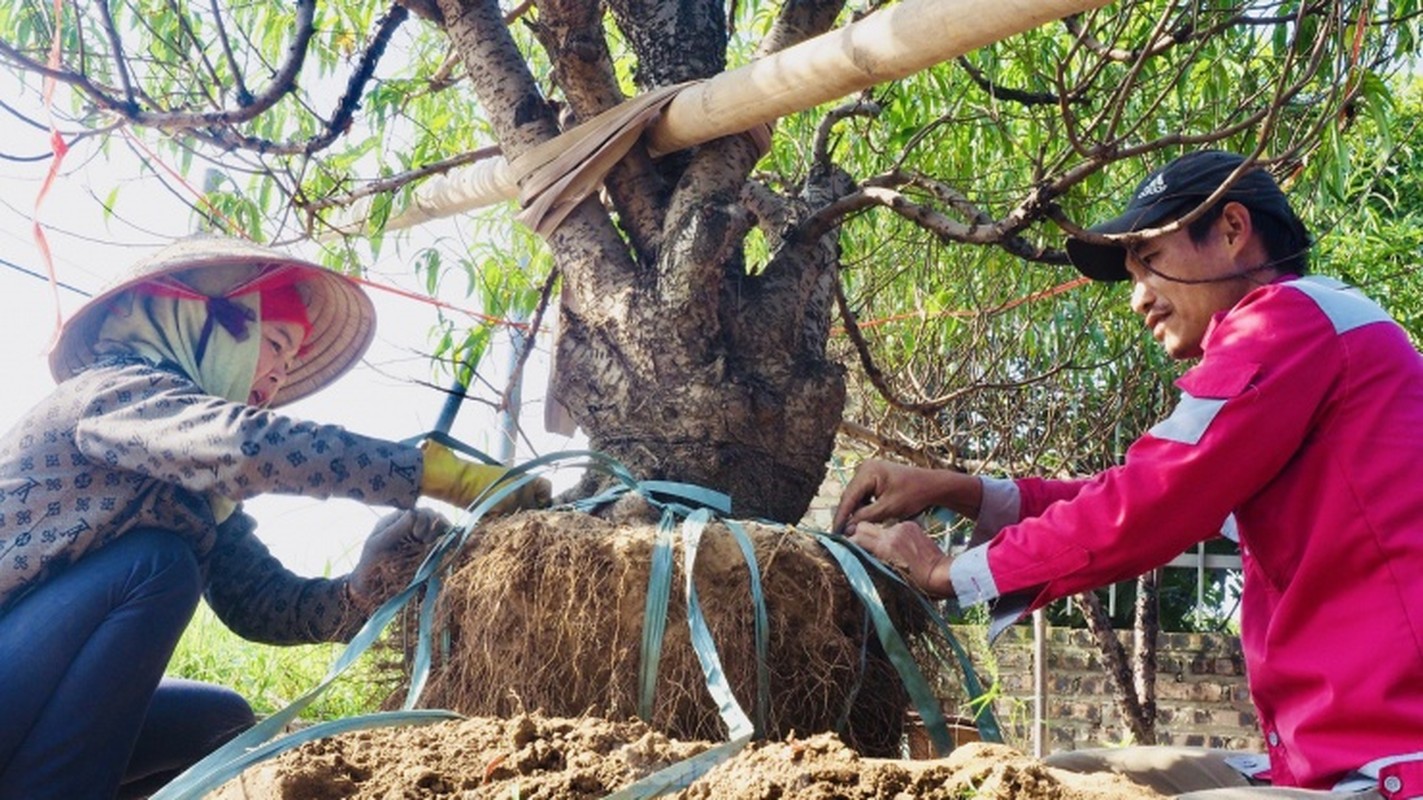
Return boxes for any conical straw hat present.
[49,236,376,407]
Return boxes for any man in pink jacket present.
[834,151,1423,800]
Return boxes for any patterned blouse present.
[0,356,424,642]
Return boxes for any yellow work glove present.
[418,440,552,514]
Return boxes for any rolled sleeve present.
[973,476,1021,540]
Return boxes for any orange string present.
[121,127,249,236]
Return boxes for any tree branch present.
[813,98,880,166]
[531,0,668,261]
[208,0,253,105]
[836,420,956,469]
[955,56,1059,106]
[300,144,503,233]
[95,0,136,108]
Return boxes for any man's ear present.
[1219,201,1253,250]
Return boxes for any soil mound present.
[212,713,1167,799]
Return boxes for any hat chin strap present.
[193,296,256,364]
[1140,261,1277,285]
[1137,247,1308,286]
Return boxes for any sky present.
[0,72,586,577]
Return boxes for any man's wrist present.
[923,553,955,600]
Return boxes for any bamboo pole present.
[354,0,1109,234]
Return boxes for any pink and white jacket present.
[949,276,1423,794]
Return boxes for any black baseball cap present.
[1066,151,1301,282]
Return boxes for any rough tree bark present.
[1075,570,1159,745]
[436,0,849,522]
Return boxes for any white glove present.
[348,508,450,607]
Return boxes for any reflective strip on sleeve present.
[1289,276,1393,334]
[1220,513,1239,543]
[1348,751,1423,783]
[1148,392,1228,445]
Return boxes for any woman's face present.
[248,320,305,407]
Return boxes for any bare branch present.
[95,0,136,106]
[301,144,502,214]
[837,419,956,469]
[955,56,1059,106]
[306,5,411,155]
[813,98,880,166]
[501,267,560,417]
[804,182,1062,263]
[835,279,1084,416]
[207,0,253,105]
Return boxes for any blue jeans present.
[0,529,256,799]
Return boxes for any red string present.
[836,275,1090,334]
[347,275,532,331]
[120,128,252,236]
[35,0,70,350]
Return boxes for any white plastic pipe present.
[360,0,1109,233]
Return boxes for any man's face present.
[1121,209,1262,360]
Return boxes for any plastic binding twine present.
[150,444,1001,799]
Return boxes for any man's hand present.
[348,508,450,608]
[849,520,954,599]
[418,440,553,514]
[833,460,955,535]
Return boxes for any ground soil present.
[212,712,1167,799]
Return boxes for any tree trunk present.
[1077,589,1156,745]
[437,0,849,521]
[1132,570,1160,738]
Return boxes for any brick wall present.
[945,625,1263,753]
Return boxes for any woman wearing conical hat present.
[0,236,550,799]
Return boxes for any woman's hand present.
[418,440,552,513]
[348,508,450,608]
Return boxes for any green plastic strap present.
[721,519,770,736]
[913,598,1004,742]
[813,534,955,757]
[679,509,754,740]
[601,735,752,800]
[150,565,438,799]
[153,710,461,799]
[413,430,502,465]
[637,507,678,721]
[640,480,732,515]
[402,570,443,710]
[828,533,1004,743]
[154,447,666,798]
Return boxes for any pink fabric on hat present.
[259,283,312,344]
